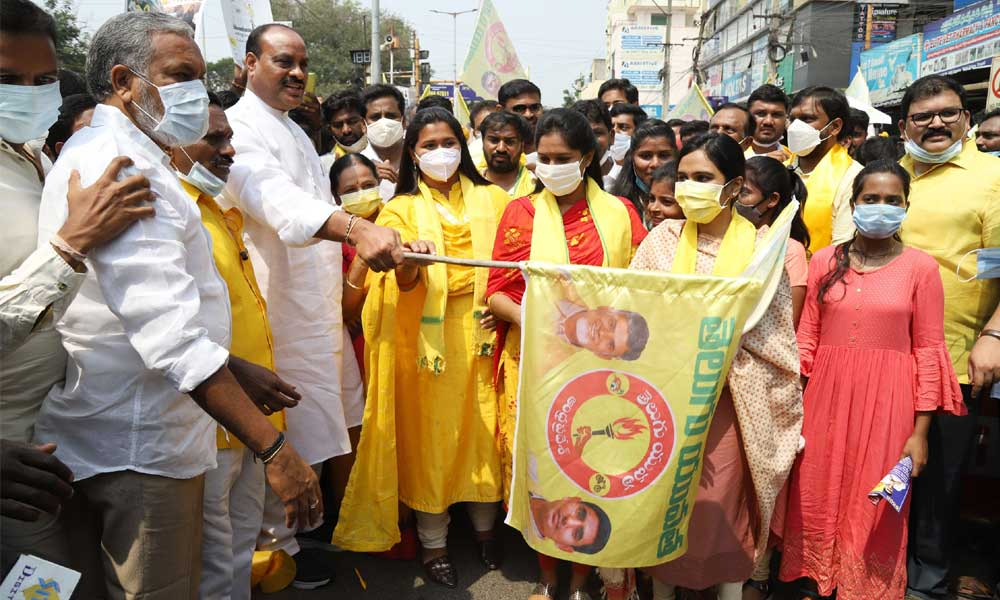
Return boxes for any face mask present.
[956,248,1000,282]
[610,132,631,161]
[986,150,1000,157]
[635,174,651,194]
[852,204,906,239]
[904,136,963,164]
[535,160,584,196]
[130,70,209,146]
[0,82,61,144]
[338,136,368,153]
[417,147,461,182]
[339,186,382,218]
[675,180,730,224]
[175,147,226,197]
[787,119,834,156]
[600,149,613,167]
[734,197,769,226]
[524,151,538,167]
[366,118,404,148]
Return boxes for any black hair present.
[573,501,613,555]
[469,99,497,128]
[901,75,967,118]
[979,107,1000,124]
[532,108,605,194]
[609,103,649,128]
[714,102,755,138]
[217,90,241,109]
[649,161,677,186]
[598,78,639,105]
[45,93,97,156]
[1,0,57,43]
[395,107,490,196]
[497,79,541,106]
[817,160,911,304]
[612,118,677,212]
[664,118,686,129]
[848,107,870,133]
[417,94,453,114]
[479,110,532,143]
[206,91,222,108]
[329,152,379,201]
[792,86,852,141]
[747,83,790,111]
[854,136,902,166]
[570,99,612,133]
[322,89,365,124]
[245,23,295,57]
[679,120,710,142]
[744,156,811,248]
[360,84,406,118]
[677,132,746,183]
[58,69,88,98]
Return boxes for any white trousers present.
[200,447,265,600]
[256,463,323,556]
[414,502,499,549]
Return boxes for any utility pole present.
[430,8,477,103]
[371,0,381,85]
[663,0,673,110]
[413,32,422,90]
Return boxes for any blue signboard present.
[922,0,1000,76]
[618,25,665,52]
[860,34,922,106]
[640,104,663,118]
[421,82,483,103]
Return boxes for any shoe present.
[478,538,503,570]
[423,555,457,588]
[568,591,593,600]
[529,582,556,600]
[290,547,334,590]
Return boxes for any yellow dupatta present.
[671,207,758,276]
[801,143,854,252]
[529,177,633,267]
[414,175,500,373]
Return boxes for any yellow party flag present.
[460,0,528,99]
[665,82,714,122]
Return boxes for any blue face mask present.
[0,82,61,144]
[852,204,907,239]
[957,248,1000,282]
[635,174,651,194]
[986,150,1000,157]
[904,136,963,164]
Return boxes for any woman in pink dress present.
[779,160,965,599]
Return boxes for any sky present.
[65,0,608,105]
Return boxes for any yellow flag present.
[665,82,714,122]
[460,0,528,99]
[505,204,794,567]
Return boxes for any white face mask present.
[787,118,834,156]
[0,82,61,144]
[904,136,963,164]
[610,132,631,161]
[338,136,368,153]
[535,160,584,196]
[130,70,210,147]
[339,186,382,217]
[366,117,404,148]
[176,147,226,197]
[417,146,462,182]
[524,151,539,167]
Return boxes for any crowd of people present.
[1,2,999,599]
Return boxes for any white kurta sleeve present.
[0,244,85,351]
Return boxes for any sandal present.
[529,582,556,600]
[422,555,457,588]
[953,576,995,600]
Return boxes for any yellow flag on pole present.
[460,0,528,99]
[665,82,714,122]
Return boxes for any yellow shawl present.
[671,207,758,276]
[801,143,854,253]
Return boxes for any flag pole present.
[402,252,520,270]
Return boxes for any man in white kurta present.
[224,24,365,579]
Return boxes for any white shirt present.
[226,89,361,464]
[0,140,80,443]
[34,105,230,481]
[361,143,399,203]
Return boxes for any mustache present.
[281,76,304,87]
[922,128,952,142]
[211,156,233,168]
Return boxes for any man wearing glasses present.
[498,79,543,154]
[899,75,1000,600]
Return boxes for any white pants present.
[651,581,743,600]
[200,447,265,600]
[256,463,323,556]
[414,502,499,550]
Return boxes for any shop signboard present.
[922,0,1000,76]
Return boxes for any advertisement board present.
[922,0,1000,76]
[860,34,922,106]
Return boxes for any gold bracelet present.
[344,277,364,291]
[344,214,359,247]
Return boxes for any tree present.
[562,73,586,107]
[46,0,90,76]
[205,58,236,93]
[270,0,416,97]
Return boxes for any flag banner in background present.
[505,205,795,567]
[460,0,528,99]
[220,0,274,66]
[665,83,714,122]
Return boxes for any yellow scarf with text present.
[801,143,854,252]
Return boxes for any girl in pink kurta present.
[779,161,965,599]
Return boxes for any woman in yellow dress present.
[333,107,510,588]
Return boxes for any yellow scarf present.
[529,177,633,267]
[671,207,758,276]
[801,143,854,253]
[414,175,499,373]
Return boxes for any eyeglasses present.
[510,103,543,115]
[907,108,965,127]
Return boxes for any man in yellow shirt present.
[898,75,1000,600]
[170,93,302,600]
[480,111,535,198]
